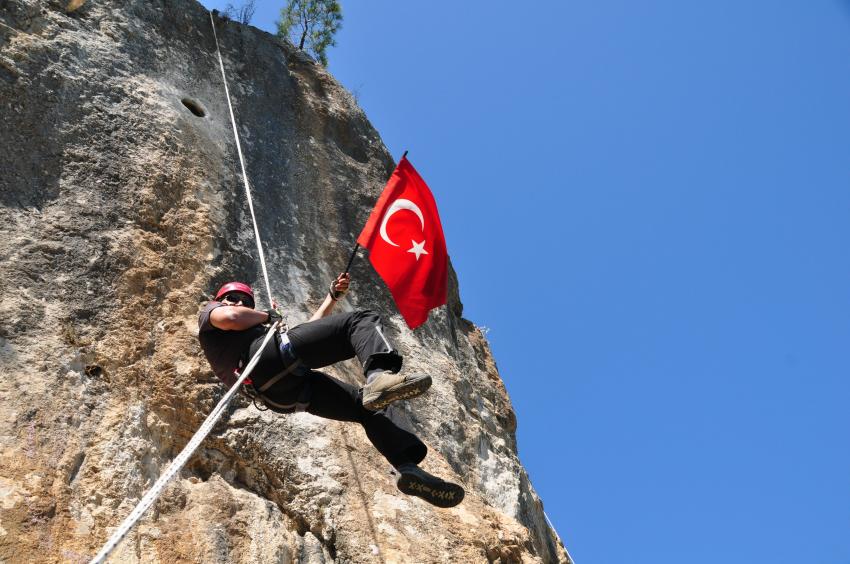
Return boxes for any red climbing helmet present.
[214,281,254,303]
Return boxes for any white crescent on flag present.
[379,198,425,247]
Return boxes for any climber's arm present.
[210,305,269,330]
[309,273,350,321]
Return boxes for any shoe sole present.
[397,471,465,508]
[362,374,432,411]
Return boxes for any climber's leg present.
[264,369,463,507]
[287,311,431,410]
[287,310,402,374]
[304,370,427,468]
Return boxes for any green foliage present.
[276,0,343,66]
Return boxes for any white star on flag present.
[407,239,428,260]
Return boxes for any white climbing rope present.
[544,510,576,564]
[209,10,275,307]
[89,323,279,564]
[89,12,287,562]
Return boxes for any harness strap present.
[256,394,310,413]
[251,364,313,413]
[257,359,303,393]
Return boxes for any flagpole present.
[343,150,409,275]
[343,243,359,274]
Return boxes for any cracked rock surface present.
[0,1,570,562]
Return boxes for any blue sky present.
[200,2,850,562]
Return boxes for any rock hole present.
[181,97,206,118]
[84,365,102,377]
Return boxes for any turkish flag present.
[357,156,448,329]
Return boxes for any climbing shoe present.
[361,372,432,411]
[395,463,465,508]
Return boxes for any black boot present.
[395,463,465,508]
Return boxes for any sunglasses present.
[221,293,254,308]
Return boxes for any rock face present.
[0,1,570,562]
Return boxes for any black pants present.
[287,309,403,375]
[252,311,426,468]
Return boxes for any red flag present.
[357,156,448,329]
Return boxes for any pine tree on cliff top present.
[276,0,343,66]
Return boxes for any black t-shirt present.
[198,301,265,387]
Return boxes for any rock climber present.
[197,273,465,508]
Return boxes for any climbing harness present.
[242,368,312,414]
[241,383,270,411]
[89,12,285,563]
[255,359,302,393]
[239,333,306,412]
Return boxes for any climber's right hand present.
[264,308,283,325]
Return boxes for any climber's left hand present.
[330,272,350,300]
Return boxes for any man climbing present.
[197,273,465,508]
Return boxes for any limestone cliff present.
[0,1,570,562]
